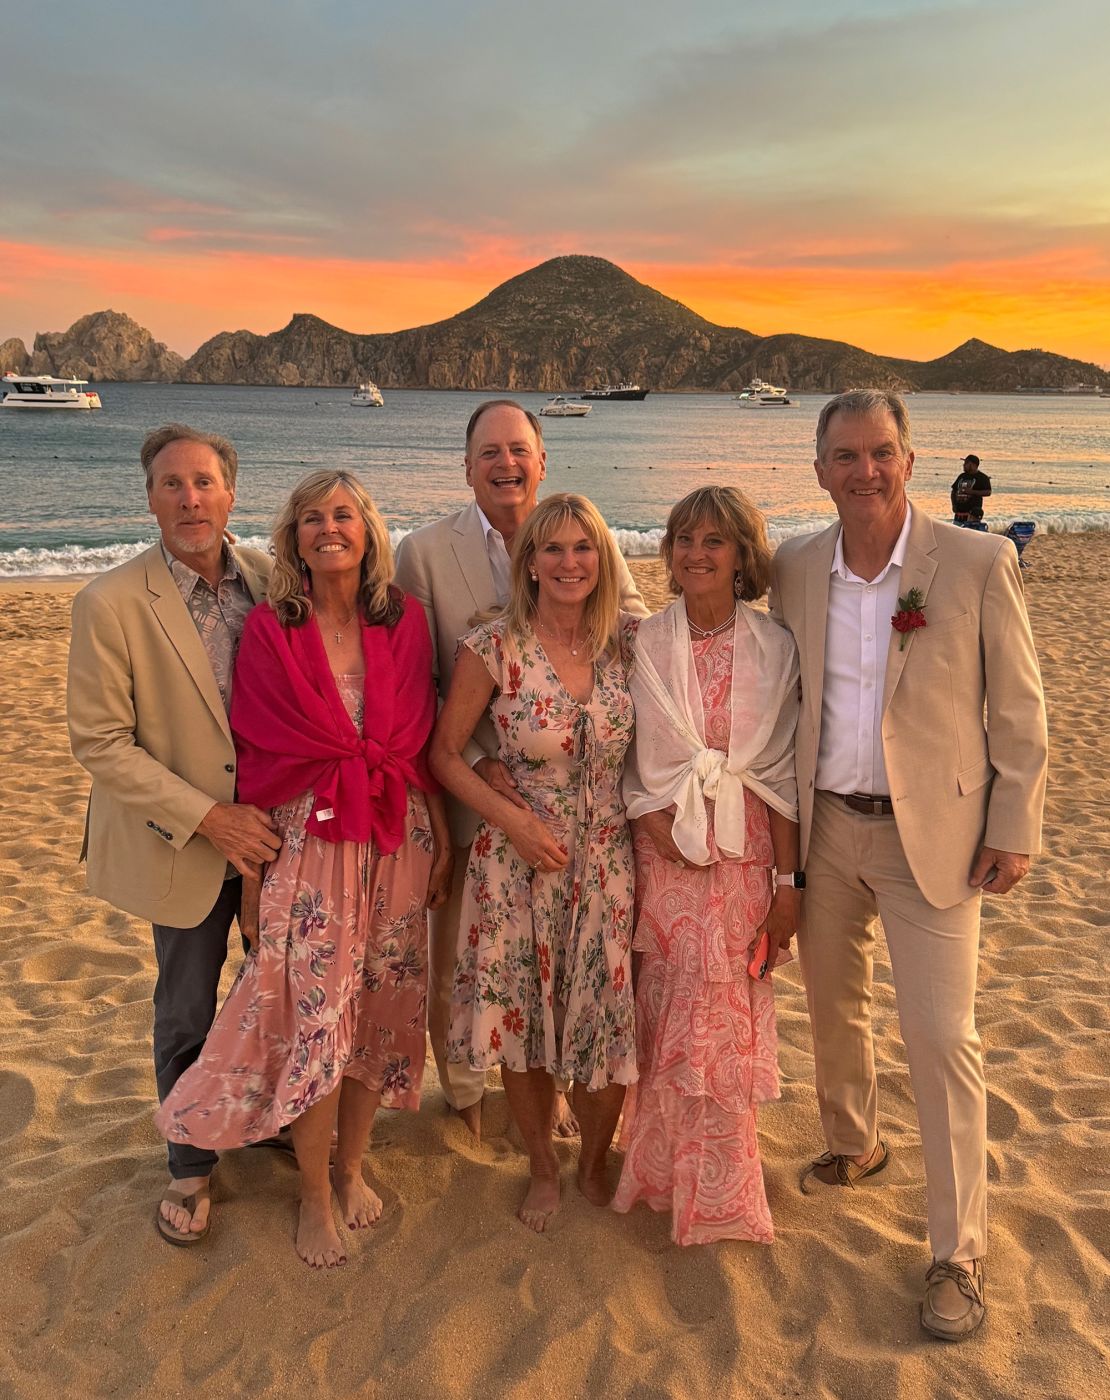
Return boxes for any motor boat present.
[1,373,102,409]
[579,382,648,401]
[350,380,384,406]
[734,377,796,407]
[539,396,592,417]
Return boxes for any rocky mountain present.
[8,258,1108,393]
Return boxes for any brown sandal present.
[155,1181,211,1246]
[800,1139,890,1193]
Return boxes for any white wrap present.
[623,596,801,866]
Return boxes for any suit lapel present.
[881,506,938,712]
[234,546,269,604]
[145,546,233,739]
[801,525,838,725]
[451,503,495,612]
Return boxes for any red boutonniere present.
[891,587,926,651]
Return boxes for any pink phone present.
[748,931,771,981]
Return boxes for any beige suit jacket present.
[395,501,648,847]
[67,543,271,927]
[770,506,1047,909]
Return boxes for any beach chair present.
[1005,521,1036,569]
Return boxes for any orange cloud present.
[2,239,1108,368]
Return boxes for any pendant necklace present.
[537,618,583,656]
[318,607,357,645]
[687,609,735,640]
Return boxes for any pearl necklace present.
[687,609,735,640]
[536,619,584,657]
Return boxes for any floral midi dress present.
[611,628,782,1244]
[446,619,637,1091]
[156,676,433,1149]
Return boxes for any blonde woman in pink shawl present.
[612,486,801,1245]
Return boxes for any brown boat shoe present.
[799,1138,890,1194]
[921,1258,986,1341]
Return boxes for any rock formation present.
[8,260,1108,393]
[29,311,185,382]
[0,338,30,374]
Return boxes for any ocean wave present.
[3,515,1110,577]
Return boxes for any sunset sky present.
[3,1,1109,366]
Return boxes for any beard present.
[167,523,220,556]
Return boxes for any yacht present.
[350,379,384,406]
[580,382,648,401]
[734,377,795,408]
[538,396,592,418]
[1,373,102,409]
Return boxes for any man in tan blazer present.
[68,423,278,1246]
[395,400,647,1137]
[770,390,1047,1340]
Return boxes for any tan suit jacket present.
[395,501,648,847]
[770,506,1047,909]
[67,543,271,927]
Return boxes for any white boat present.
[350,380,384,406]
[539,396,592,417]
[734,377,796,408]
[1,373,102,409]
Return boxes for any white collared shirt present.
[815,510,913,797]
[475,504,512,606]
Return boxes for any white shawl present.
[623,596,800,866]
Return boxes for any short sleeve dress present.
[446,618,637,1091]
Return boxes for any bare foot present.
[159,1174,210,1236]
[576,1161,613,1208]
[296,1197,347,1268]
[455,1098,482,1142]
[518,1171,561,1233]
[333,1168,383,1230]
[552,1091,579,1139]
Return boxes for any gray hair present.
[141,423,239,490]
[815,390,912,460]
[465,399,544,453]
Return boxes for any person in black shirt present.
[951,454,992,526]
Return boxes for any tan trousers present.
[428,845,487,1111]
[799,791,987,1262]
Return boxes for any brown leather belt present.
[832,791,894,816]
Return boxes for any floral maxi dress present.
[156,676,433,1149]
[611,628,781,1245]
[446,620,638,1091]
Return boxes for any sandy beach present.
[1,535,1106,1399]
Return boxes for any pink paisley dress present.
[156,676,433,1149]
[611,627,781,1245]
[446,619,637,1090]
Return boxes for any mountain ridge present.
[4,256,1107,394]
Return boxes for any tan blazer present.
[395,501,649,847]
[67,543,271,927]
[770,506,1047,909]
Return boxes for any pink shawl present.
[230,593,437,851]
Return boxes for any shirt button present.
[865,586,873,593]
[864,634,873,641]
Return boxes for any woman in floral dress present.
[430,493,637,1232]
[612,486,801,1245]
[156,470,452,1269]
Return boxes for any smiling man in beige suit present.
[395,400,647,1138]
[770,390,1047,1340]
[68,423,278,1247]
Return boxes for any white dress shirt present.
[475,505,512,606]
[815,511,912,797]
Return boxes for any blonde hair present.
[268,469,402,628]
[505,494,622,661]
[661,485,773,602]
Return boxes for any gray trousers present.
[152,876,245,1180]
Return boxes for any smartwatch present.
[774,870,806,890]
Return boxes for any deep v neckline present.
[532,634,595,706]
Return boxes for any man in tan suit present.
[395,400,647,1137]
[771,390,1047,1340]
[68,423,278,1245]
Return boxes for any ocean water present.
[3,384,1109,576]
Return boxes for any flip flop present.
[155,1181,211,1246]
